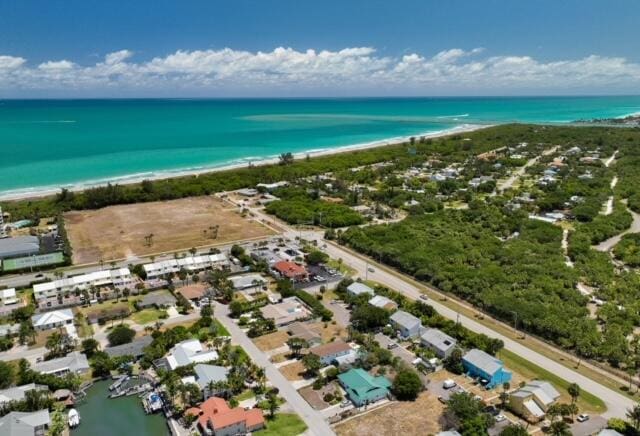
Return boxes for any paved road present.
[498,146,558,192]
[320,240,634,419]
[0,344,46,363]
[595,207,640,252]
[215,303,336,436]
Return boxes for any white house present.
[0,288,18,305]
[32,352,90,377]
[309,341,356,366]
[31,309,74,331]
[165,339,219,370]
[368,295,398,311]
[346,282,374,297]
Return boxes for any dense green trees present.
[107,324,136,346]
[266,197,364,228]
[391,368,422,401]
[613,233,640,267]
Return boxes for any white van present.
[443,379,457,389]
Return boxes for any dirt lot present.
[253,330,290,352]
[335,392,445,436]
[309,321,348,343]
[280,361,306,381]
[64,196,276,264]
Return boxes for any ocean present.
[1,96,639,198]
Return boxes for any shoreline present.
[0,123,487,202]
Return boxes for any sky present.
[0,0,639,97]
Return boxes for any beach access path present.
[214,302,335,436]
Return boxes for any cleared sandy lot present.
[64,196,276,264]
[334,392,444,436]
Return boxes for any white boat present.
[68,408,80,428]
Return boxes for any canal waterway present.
[71,380,169,436]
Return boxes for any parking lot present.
[295,264,342,290]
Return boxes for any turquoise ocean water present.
[1,96,639,197]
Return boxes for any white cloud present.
[0,55,26,70]
[38,60,75,70]
[0,47,639,96]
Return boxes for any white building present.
[31,309,74,331]
[346,282,374,297]
[0,288,18,305]
[144,254,229,279]
[165,339,219,370]
[33,268,134,302]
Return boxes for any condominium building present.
[33,268,134,302]
[143,254,229,279]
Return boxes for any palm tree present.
[627,404,640,431]
[548,420,571,436]
[568,383,581,405]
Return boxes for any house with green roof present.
[337,368,391,407]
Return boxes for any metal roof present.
[463,349,503,375]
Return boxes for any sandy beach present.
[0,123,488,202]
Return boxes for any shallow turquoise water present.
[1,96,639,196]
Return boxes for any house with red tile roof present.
[186,397,265,436]
[272,260,308,282]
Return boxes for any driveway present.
[570,416,607,436]
[374,333,416,366]
[215,302,335,436]
[323,300,351,327]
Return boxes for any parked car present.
[367,267,375,273]
[495,415,506,423]
[419,294,428,301]
[387,342,398,350]
[577,414,590,422]
[443,379,457,389]
[340,400,351,408]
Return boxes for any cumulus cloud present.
[0,46,639,95]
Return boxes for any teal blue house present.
[462,349,512,389]
[337,368,391,406]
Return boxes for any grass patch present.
[234,389,256,402]
[258,412,307,436]
[130,309,167,325]
[327,259,355,277]
[213,319,230,336]
[498,348,606,414]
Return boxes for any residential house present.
[260,297,311,327]
[509,380,561,422]
[32,352,90,377]
[182,364,230,400]
[0,384,48,406]
[0,288,18,306]
[187,397,265,436]
[177,284,208,302]
[390,310,422,339]
[163,339,219,371]
[229,274,266,291]
[346,282,374,298]
[420,328,457,359]
[368,295,398,311]
[286,322,321,347]
[31,309,74,331]
[309,341,355,366]
[0,323,20,337]
[462,349,512,389]
[338,368,391,407]
[105,335,153,359]
[272,261,308,282]
[0,410,50,436]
